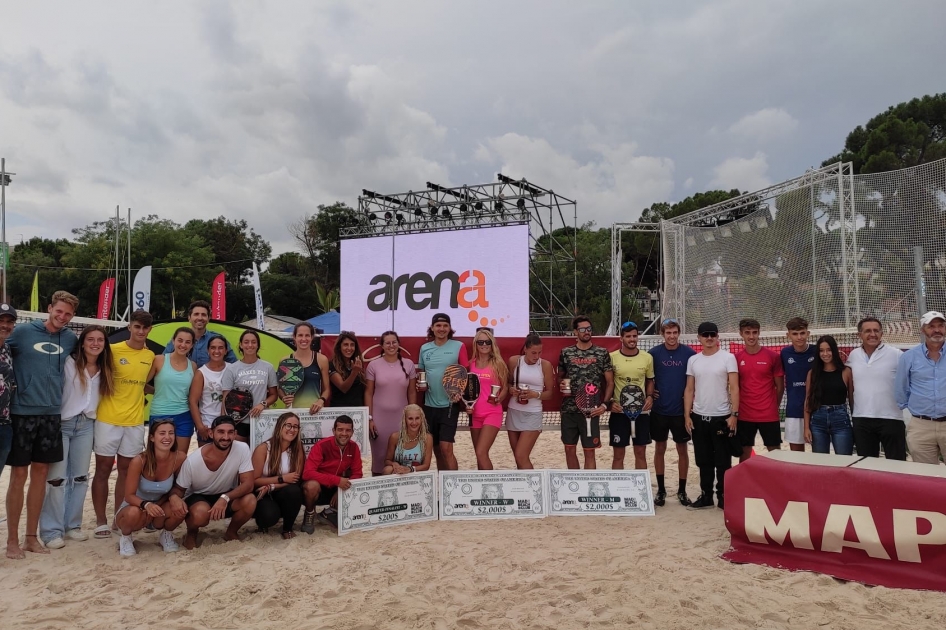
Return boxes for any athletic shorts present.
[6,414,63,467]
[561,412,601,449]
[505,408,543,432]
[738,420,782,448]
[784,417,805,445]
[424,405,460,444]
[184,493,237,517]
[470,411,503,430]
[650,413,691,444]
[315,485,338,506]
[150,411,195,438]
[94,422,146,458]
[608,413,652,447]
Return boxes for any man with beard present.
[164,300,237,367]
[168,416,257,549]
[300,415,363,531]
[558,316,613,470]
[417,313,468,471]
[608,322,654,471]
[846,317,904,459]
[897,311,946,465]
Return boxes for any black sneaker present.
[717,495,725,510]
[654,490,667,507]
[686,493,715,510]
[677,491,692,507]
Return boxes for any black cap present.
[431,313,451,325]
[0,303,16,319]
[697,322,719,335]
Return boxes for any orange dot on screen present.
[500,318,505,323]
[480,317,488,325]
[468,311,478,322]
[491,319,497,326]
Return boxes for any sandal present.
[94,524,112,539]
[282,531,296,540]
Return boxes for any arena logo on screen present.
[366,269,508,327]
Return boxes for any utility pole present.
[0,159,16,304]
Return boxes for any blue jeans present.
[0,422,12,479]
[810,405,854,455]
[40,414,95,543]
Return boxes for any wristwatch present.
[221,494,231,503]
[278,475,284,484]
[732,411,740,418]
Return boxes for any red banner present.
[723,455,946,591]
[97,278,115,320]
[211,272,227,320]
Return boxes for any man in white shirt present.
[846,317,904,459]
[168,416,257,550]
[684,322,739,510]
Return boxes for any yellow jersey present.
[97,342,155,427]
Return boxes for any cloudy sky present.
[1,1,943,254]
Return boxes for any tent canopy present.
[287,310,339,334]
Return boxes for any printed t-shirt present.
[176,441,254,497]
[222,359,278,406]
[98,342,155,427]
[609,349,654,406]
[418,339,468,408]
[686,350,738,417]
[558,345,613,415]
[781,345,816,417]
[649,343,696,416]
[735,346,784,421]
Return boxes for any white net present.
[662,158,946,341]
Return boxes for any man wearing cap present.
[846,317,905,460]
[417,313,468,471]
[0,304,16,488]
[896,311,946,465]
[683,322,739,510]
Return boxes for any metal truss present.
[837,161,860,327]
[610,222,661,334]
[342,175,578,334]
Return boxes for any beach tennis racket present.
[461,372,481,413]
[574,383,602,441]
[442,364,469,404]
[224,388,254,422]
[620,384,645,439]
[277,357,304,395]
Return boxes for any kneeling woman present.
[252,412,305,538]
[382,405,433,474]
[114,419,188,557]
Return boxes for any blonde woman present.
[468,328,508,470]
[382,405,433,475]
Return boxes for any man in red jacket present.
[301,415,362,533]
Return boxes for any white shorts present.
[784,417,805,445]
[94,422,146,458]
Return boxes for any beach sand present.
[0,432,944,630]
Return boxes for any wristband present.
[409,465,415,473]
[140,500,151,511]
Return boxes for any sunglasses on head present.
[621,321,638,332]
[662,318,678,326]
[476,326,494,334]
[699,331,718,338]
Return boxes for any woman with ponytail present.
[364,331,417,475]
[506,333,554,469]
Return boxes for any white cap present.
[920,311,946,326]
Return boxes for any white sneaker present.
[45,537,66,550]
[159,530,180,553]
[119,534,137,557]
[66,528,89,542]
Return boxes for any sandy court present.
[0,430,944,630]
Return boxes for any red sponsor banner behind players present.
[211,272,227,320]
[97,278,115,320]
[723,455,946,591]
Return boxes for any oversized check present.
[338,471,437,536]
[547,470,655,517]
[439,471,547,520]
[251,406,369,457]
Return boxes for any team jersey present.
[735,346,783,421]
[781,344,817,417]
[558,345,612,415]
[649,343,696,416]
[609,349,654,406]
[98,342,155,427]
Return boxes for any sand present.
[1,433,944,630]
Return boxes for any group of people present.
[1,291,943,558]
[555,311,946,512]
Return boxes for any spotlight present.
[414,208,424,218]
[459,203,468,213]
[474,201,484,212]
[384,211,393,220]
[495,200,504,212]
[395,213,404,225]
[516,198,526,210]
[429,206,438,218]
[441,207,451,219]
[368,212,377,221]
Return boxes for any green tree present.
[185,216,271,284]
[289,202,360,291]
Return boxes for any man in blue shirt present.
[896,311,946,465]
[649,318,695,506]
[164,300,237,367]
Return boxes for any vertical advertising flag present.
[211,272,227,320]
[30,272,39,311]
[132,265,152,313]
[97,278,116,320]
[251,262,265,329]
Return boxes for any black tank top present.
[292,353,323,409]
[820,369,847,405]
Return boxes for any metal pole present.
[1,157,5,304]
[127,208,132,317]
[113,206,120,320]
[914,245,927,322]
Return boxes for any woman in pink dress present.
[468,328,508,470]
[364,331,417,475]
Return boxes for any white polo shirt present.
[846,343,903,421]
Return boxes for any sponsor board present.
[439,470,547,520]
[547,470,655,517]
[251,406,369,457]
[338,471,438,536]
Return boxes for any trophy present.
[518,384,531,404]
[416,370,428,391]
[560,378,572,396]
[488,384,501,404]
